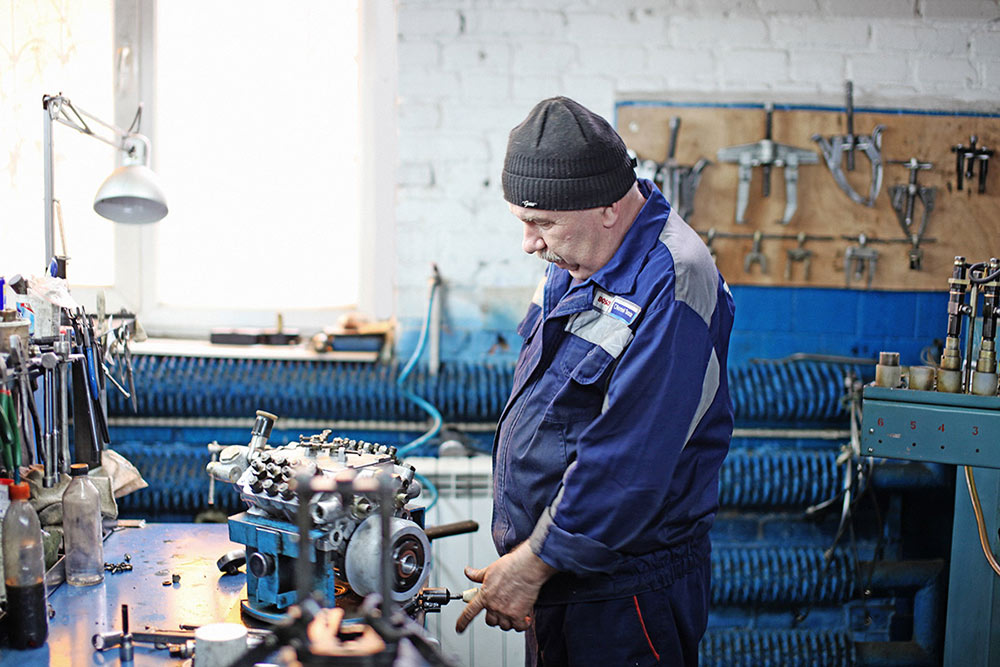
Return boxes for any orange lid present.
[9,483,30,501]
[0,478,13,486]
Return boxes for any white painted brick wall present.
[394,0,1000,337]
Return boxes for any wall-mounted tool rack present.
[618,99,1000,290]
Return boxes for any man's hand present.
[455,542,557,634]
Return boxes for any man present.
[456,96,734,666]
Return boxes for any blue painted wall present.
[398,285,950,367]
[727,285,948,366]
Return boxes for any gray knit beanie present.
[502,96,637,211]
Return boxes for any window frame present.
[78,0,396,337]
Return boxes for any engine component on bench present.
[206,411,431,619]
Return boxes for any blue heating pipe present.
[413,471,438,512]
[395,273,444,455]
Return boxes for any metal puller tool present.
[812,81,886,207]
[888,158,935,271]
[633,117,710,220]
[717,103,820,225]
[951,135,994,194]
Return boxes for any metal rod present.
[295,477,315,604]
[379,476,394,615]
[43,98,55,267]
[845,80,856,172]
[51,115,122,151]
[965,280,979,394]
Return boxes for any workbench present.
[0,523,248,666]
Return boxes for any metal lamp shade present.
[93,164,168,224]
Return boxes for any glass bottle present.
[62,464,104,586]
[3,482,48,649]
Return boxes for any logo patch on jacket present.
[593,290,641,325]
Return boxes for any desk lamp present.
[42,93,168,272]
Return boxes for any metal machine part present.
[344,516,430,602]
[888,158,936,271]
[972,259,1000,396]
[939,257,971,394]
[812,81,886,208]
[951,135,994,194]
[206,415,430,616]
[875,351,901,388]
[717,102,820,225]
[908,365,936,391]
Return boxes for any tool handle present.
[845,80,856,172]
[424,520,479,541]
[667,117,680,161]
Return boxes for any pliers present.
[0,359,22,482]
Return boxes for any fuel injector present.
[973,258,1000,396]
[938,256,970,393]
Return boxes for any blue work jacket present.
[492,179,735,603]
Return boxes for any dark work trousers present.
[525,555,710,666]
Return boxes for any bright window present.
[153,0,361,311]
[0,0,115,286]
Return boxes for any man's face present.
[508,203,610,280]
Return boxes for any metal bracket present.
[888,158,935,271]
[844,234,879,289]
[717,103,820,225]
[785,232,813,281]
[744,230,767,274]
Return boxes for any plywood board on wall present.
[617,101,1000,291]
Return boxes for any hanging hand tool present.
[630,117,710,220]
[0,358,22,482]
[785,232,813,281]
[8,335,43,471]
[744,231,768,274]
[812,81,886,207]
[888,158,935,271]
[658,117,711,220]
[844,234,879,289]
[54,336,71,473]
[40,351,59,487]
[717,103,820,224]
[104,321,138,413]
[74,310,110,447]
[71,355,101,468]
[951,135,994,194]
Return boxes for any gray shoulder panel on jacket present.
[657,207,719,325]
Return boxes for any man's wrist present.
[515,542,559,586]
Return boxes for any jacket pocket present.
[545,345,617,423]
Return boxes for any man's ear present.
[601,202,618,229]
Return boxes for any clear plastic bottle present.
[3,482,48,649]
[62,464,104,586]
